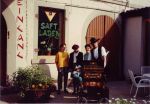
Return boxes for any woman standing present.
[84,44,92,61]
[55,43,69,94]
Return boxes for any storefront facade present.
[1,0,150,85]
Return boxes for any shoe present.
[49,95,55,99]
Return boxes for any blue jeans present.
[72,73,82,82]
[72,72,82,93]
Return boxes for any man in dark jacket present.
[90,37,109,67]
[69,44,83,94]
[90,37,109,98]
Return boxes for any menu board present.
[38,7,64,55]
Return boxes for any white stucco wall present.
[2,0,150,80]
[3,6,17,76]
[2,1,27,76]
[26,0,35,66]
[129,0,150,7]
[66,6,93,53]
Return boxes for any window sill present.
[31,56,55,64]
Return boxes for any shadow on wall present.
[144,19,150,65]
[99,17,124,81]
[38,59,51,78]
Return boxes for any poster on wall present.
[38,7,65,56]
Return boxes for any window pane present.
[38,7,65,55]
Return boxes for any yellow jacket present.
[55,51,69,68]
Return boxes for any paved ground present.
[0,81,149,103]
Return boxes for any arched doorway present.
[1,15,7,86]
[86,15,123,81]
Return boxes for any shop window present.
[38,7,65,55]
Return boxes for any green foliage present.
[12,65,54,91]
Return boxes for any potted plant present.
[12,65,56,99]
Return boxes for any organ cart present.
[77,61,109,103]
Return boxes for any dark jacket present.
[91,47,103,66]
[69,52,83,70]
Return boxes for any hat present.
[90,37,99,44]
[72,44,79,50]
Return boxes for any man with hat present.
[69,44,83,94]
[90,37,109,67]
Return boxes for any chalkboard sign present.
[38,7,65,55]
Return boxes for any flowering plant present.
[99,97,148,104]
[12,65,55,97]
[106,98,147,104]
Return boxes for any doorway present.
[0,15,7,86]
[86,15,123,81]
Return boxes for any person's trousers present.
[57,67,68,91]
[73,77,80,93]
